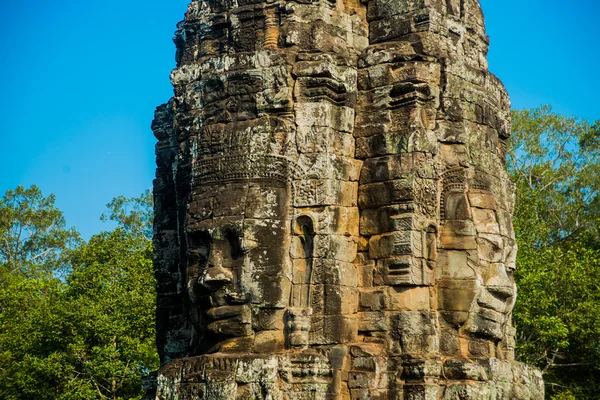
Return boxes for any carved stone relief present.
[151,0,543,398]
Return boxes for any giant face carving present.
[185,181,292,353]
[437,170,516,341]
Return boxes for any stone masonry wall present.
[151,0,544,398]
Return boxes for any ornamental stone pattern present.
[151,0,544,398]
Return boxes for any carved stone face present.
[185,181,292,352]
[437,180,516,341]
[189,229,251,338]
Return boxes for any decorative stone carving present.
[151,0,543,398]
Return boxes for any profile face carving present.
[188,228,250,338]
[185,181,292,353]
[437,170,516,341]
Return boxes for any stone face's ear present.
[290,215,315,310]
[424,224,438,266]
[288,215,317,348]
[185,230,212,300]
[295,215,315,260]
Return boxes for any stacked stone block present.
[151,0,544,398]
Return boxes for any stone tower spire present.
[151,0,544,398]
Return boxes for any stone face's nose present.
[200,265,233,291]
[486,263,515,300]
[207,248,223,269]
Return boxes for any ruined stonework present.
[151,0,544,398]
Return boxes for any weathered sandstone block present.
[151,0,543,398]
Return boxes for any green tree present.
[508,106,600,399]
[508,107,600,242]
[61,228,158,399]
[0,276,68,399]
[101,189,153,240]
[0,185,80,284]
[0,189,158,399]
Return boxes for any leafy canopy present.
[508,106,600,243]
[508,107,600,399]
[0,188,158,400]
[101,189,153,240]
[0,185,80,283]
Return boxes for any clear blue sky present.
[0,0,598,239]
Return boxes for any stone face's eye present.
[198,244,210,265]
[188,230,212,269]
[225,229,245,260]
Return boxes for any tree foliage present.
[101,190,153,241]
[0,188,158,399]
[0,185,80,284]
[61,229,158,399]
[508,106,600,242]
[509,106,600,399]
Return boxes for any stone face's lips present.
[476,306,505,323]
[205,304,252,337]
[205,305,249,320]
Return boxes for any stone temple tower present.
[151,0,544,398]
